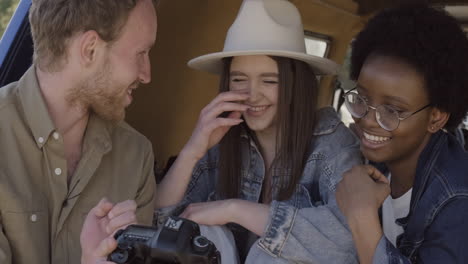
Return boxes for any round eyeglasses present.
[342,88,431,131]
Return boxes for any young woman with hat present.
[335,4,468,264]
[155,0,361,262]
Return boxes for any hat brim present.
[187,50,340,75]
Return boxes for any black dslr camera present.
[109,217,221,264]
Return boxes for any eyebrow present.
[356,84,410,107]
[230,71,279,77]
[383,95,410,107]
[260,72,279,77]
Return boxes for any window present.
[333,44,355,127]
[304,31,330,57]
[0,0,21,39]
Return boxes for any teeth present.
[363,132,390,143]
[249,106,267,112]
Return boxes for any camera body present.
[109,217,221,264]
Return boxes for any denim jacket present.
[156,107,361,263]
[373,130,468,264]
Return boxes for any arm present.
[178,195,356,263]
[346,208,385,264]
[182,142,363,263]
[255,144,363,263]
[180,199,270,236]
[154,154,219,226]
[0,217,12,264]
[155,91,249,209]
[336,165,390,264]
[252,199,358,263]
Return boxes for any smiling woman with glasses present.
[343,87,431,131]
[334,4,468,264]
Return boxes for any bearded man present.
[0,0,158,263]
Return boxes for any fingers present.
[91,198,114,218]
[204,90,250,112]
[202,101,249,122]
[344,165,389,184]
[363,165,389,184]
[106,200,137,235]
[106,210,137,235]
[82,236,117,264]
[227,111,242,119]
[206,116,244,131]
[108,200,137,219]
[93,236,117,258]
[201,91,250,120]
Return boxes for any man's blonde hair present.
[29,0,156,71]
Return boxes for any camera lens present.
[193,235,210,253]
[109,250,129,264]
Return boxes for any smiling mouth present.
[249,105,268,112]
[363,131,391,143]
[127,86,137,95]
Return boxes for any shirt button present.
[37,137,44,143]
[53,132,60,140]
[55,168,62,175]
[30,214,38,222]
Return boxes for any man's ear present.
[428,107,450,133]
[79,30,102,67]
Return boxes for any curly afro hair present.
[350,4,468,129]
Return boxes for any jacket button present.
[30,214,38,222]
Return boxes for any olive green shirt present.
[0,67,156,264]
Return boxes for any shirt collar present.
[18,66,113,152]
[19,66,56,149]
[82,113,113,155]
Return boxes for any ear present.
[79,30,103,67]
[428,107,450,133]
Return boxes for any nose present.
[360,105,380,128]
[139,55,151,84]
[246,80,260,102]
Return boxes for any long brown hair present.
[217,56,319,201]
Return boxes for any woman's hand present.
[336,164,390,219]
[181,91,250,161]
[155,91,250,209]
[80,199,138,264]
[335,165,390,264]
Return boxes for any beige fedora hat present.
[188,0,339,75]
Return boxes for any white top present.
[382,174,413,247]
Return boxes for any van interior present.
[1,0,467,172]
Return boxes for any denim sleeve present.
[373,198,468,264]
[154,157,217,227]
[372,237,409,264]
[256,142,362,263]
